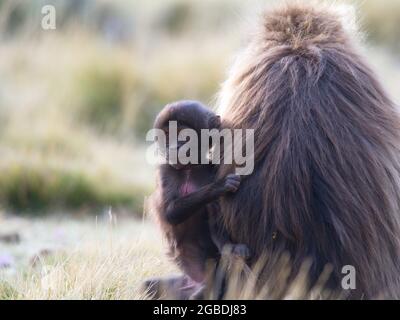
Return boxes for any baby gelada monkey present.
[149,100,250,299]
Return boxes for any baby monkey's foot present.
[223,243,251,259]
[231,244,251,259]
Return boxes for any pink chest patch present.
[180,181,197,196]
[180,172,197,196]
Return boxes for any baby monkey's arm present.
[165,174,241,225]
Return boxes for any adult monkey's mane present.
[216,1,400,298]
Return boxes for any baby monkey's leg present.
[142,275,199,299]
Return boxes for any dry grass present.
[0,214,178,299]
[0,214,338,300]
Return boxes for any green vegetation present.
[77,64,127,133]
[0,0,399,215]
[0,163,145,213]
[360,0,400,52]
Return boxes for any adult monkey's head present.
[215,1,400,299]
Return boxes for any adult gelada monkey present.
[216,2,400,298]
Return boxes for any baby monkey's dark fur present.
[145,101,249,299]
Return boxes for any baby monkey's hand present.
[223,174,241,193]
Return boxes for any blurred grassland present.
[0,216,335,299]
[0,0,399,215]
[0,216,177,299]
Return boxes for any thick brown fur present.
[216,1,400,298]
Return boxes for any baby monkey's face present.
[163,122,194,170]
[154,100,221,170]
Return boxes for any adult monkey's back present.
[216,2,400,298]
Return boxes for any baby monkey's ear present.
[208,115,221,129]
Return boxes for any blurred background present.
[0,0,399,298]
